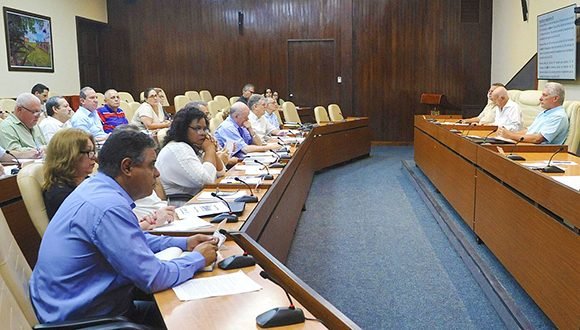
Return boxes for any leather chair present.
[119,101,131,118]
[117,91,135,104]
[199,90,213,102]
[516,90,543,128]
[0,274,31,328]
[0,98,16,113]
[282,101,301,124]
[16,163,49,237]
[128,102,141,121]
[564,101,580,155]
[507,89,521,103]
[96,93,105,107]
[185,91,201,101]
[213,95,230,111]
[229,96,240,105]
[156,127,169,148]
[314,106,330,124]
[209,115,224,134]
[173,95,189,112]
[328,104,344,121]
[207,100,222,118]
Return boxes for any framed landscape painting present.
[3,7,54,72]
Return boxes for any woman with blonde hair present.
[43,128,97,219]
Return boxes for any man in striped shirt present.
[97,89,129,133]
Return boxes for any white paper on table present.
[521,160,577,169]
[151,216,212,232]
[244,167,282,176]
[242,156,277,164]
[175,202,229,218]
[552,176,580,191]
[0,165,18,177]
[196,190,247,202]
[173,271,262,301]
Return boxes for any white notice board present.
[537,4,577,80]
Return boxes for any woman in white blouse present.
[156,105,223,197]
[132,87,170,131]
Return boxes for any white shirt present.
[156,141,217,196]
[249,111,277,139]
[493,99,523,131]
[133,191,167,219]
[477,101,497,124]
[39,116,71,142]
[132,103,165,131]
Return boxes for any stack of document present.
[173,271,262,301]
[150,216,212,232]
[175,202,230,218]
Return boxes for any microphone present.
[5,150,21,175]
[276,140,290,153]
[269,149,286,169]
[273,145,290,159]
[233,177,259,203]
[462,123,475,137]
[209,192,238,223]
[541,147,565,173]
[506,137,526,161]
[481,128,498,144]
[216,229,256,270]
[256,271,305,328]
[253,159,273,180]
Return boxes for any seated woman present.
[156,105,222,198]
[42,128,97,219]
[132,87,171,131]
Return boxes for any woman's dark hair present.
[143,87,156,101]
[163,105,208,147]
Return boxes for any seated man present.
[498,82,569,144]
[236,83,255,105]
[0,93,46,155]
[462,83,505,124]
[247,94,284,139]
[39,96,72,142]
[71,86,109,142]
[264,97,281,128]
[214,102,280,158]
[490,86,523,131]
[97,89,129,133]
[29,129,218,325]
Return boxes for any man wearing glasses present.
[498,82,569,144]
[0,92,46,156]
[71,86,109,143]
[236,83,255,105]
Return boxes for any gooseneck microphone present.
[481,128,498,143]
[269,149,286,169]
[234,177,259,203]
[276,140,290,153]
[507,137,526,161]
[216,229,256,270]
[5,150,22,175]
[210,192,238,223]
[256,271,305,328]
[253,159,273,180]
[462,122,475,137]
[541,147,565,173]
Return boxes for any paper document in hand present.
[221,176,262,185]
[173,271,262,301]
[150,216,212,232]
[176,202,229,219]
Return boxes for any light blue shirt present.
[264,112,280,128]
[214,116,253,158]
[526,105,569,144]
[70,106,108,139]
[0,145,5,158]
[30,172,205,323]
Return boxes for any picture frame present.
[3,7,54,72]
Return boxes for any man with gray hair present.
[499,82,569,144]
[247,94,283,139]
[71,86,108,142]
[0,92,46,155]
[39,96,73,142]
[214,102,280,158]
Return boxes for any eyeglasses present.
[80,150,97,158]
[189,126,209,134]
[147,94,158,99]
[21,105,42,117]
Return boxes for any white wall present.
[0,0,107,98]
[492,1,580,99]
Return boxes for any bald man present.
[0,93,46,155]
[490,87,522,132]
[463,83,505,124]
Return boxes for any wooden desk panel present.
[414,128,476,228]
[475,171,580,329]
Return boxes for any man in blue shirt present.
[71,86,109,143]
[30,129,218,325]
[498,82,569,144]
[214,102,280,158]
[97,89,129,133]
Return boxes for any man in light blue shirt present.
[264,97,281,128]
[499,82,569,144]
[30,129,218,325]
[71,86,109,143]
[214,102,279,158]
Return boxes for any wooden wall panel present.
[103,0,491,142]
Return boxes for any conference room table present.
[152,118,371,329]
[414,116,579,329]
